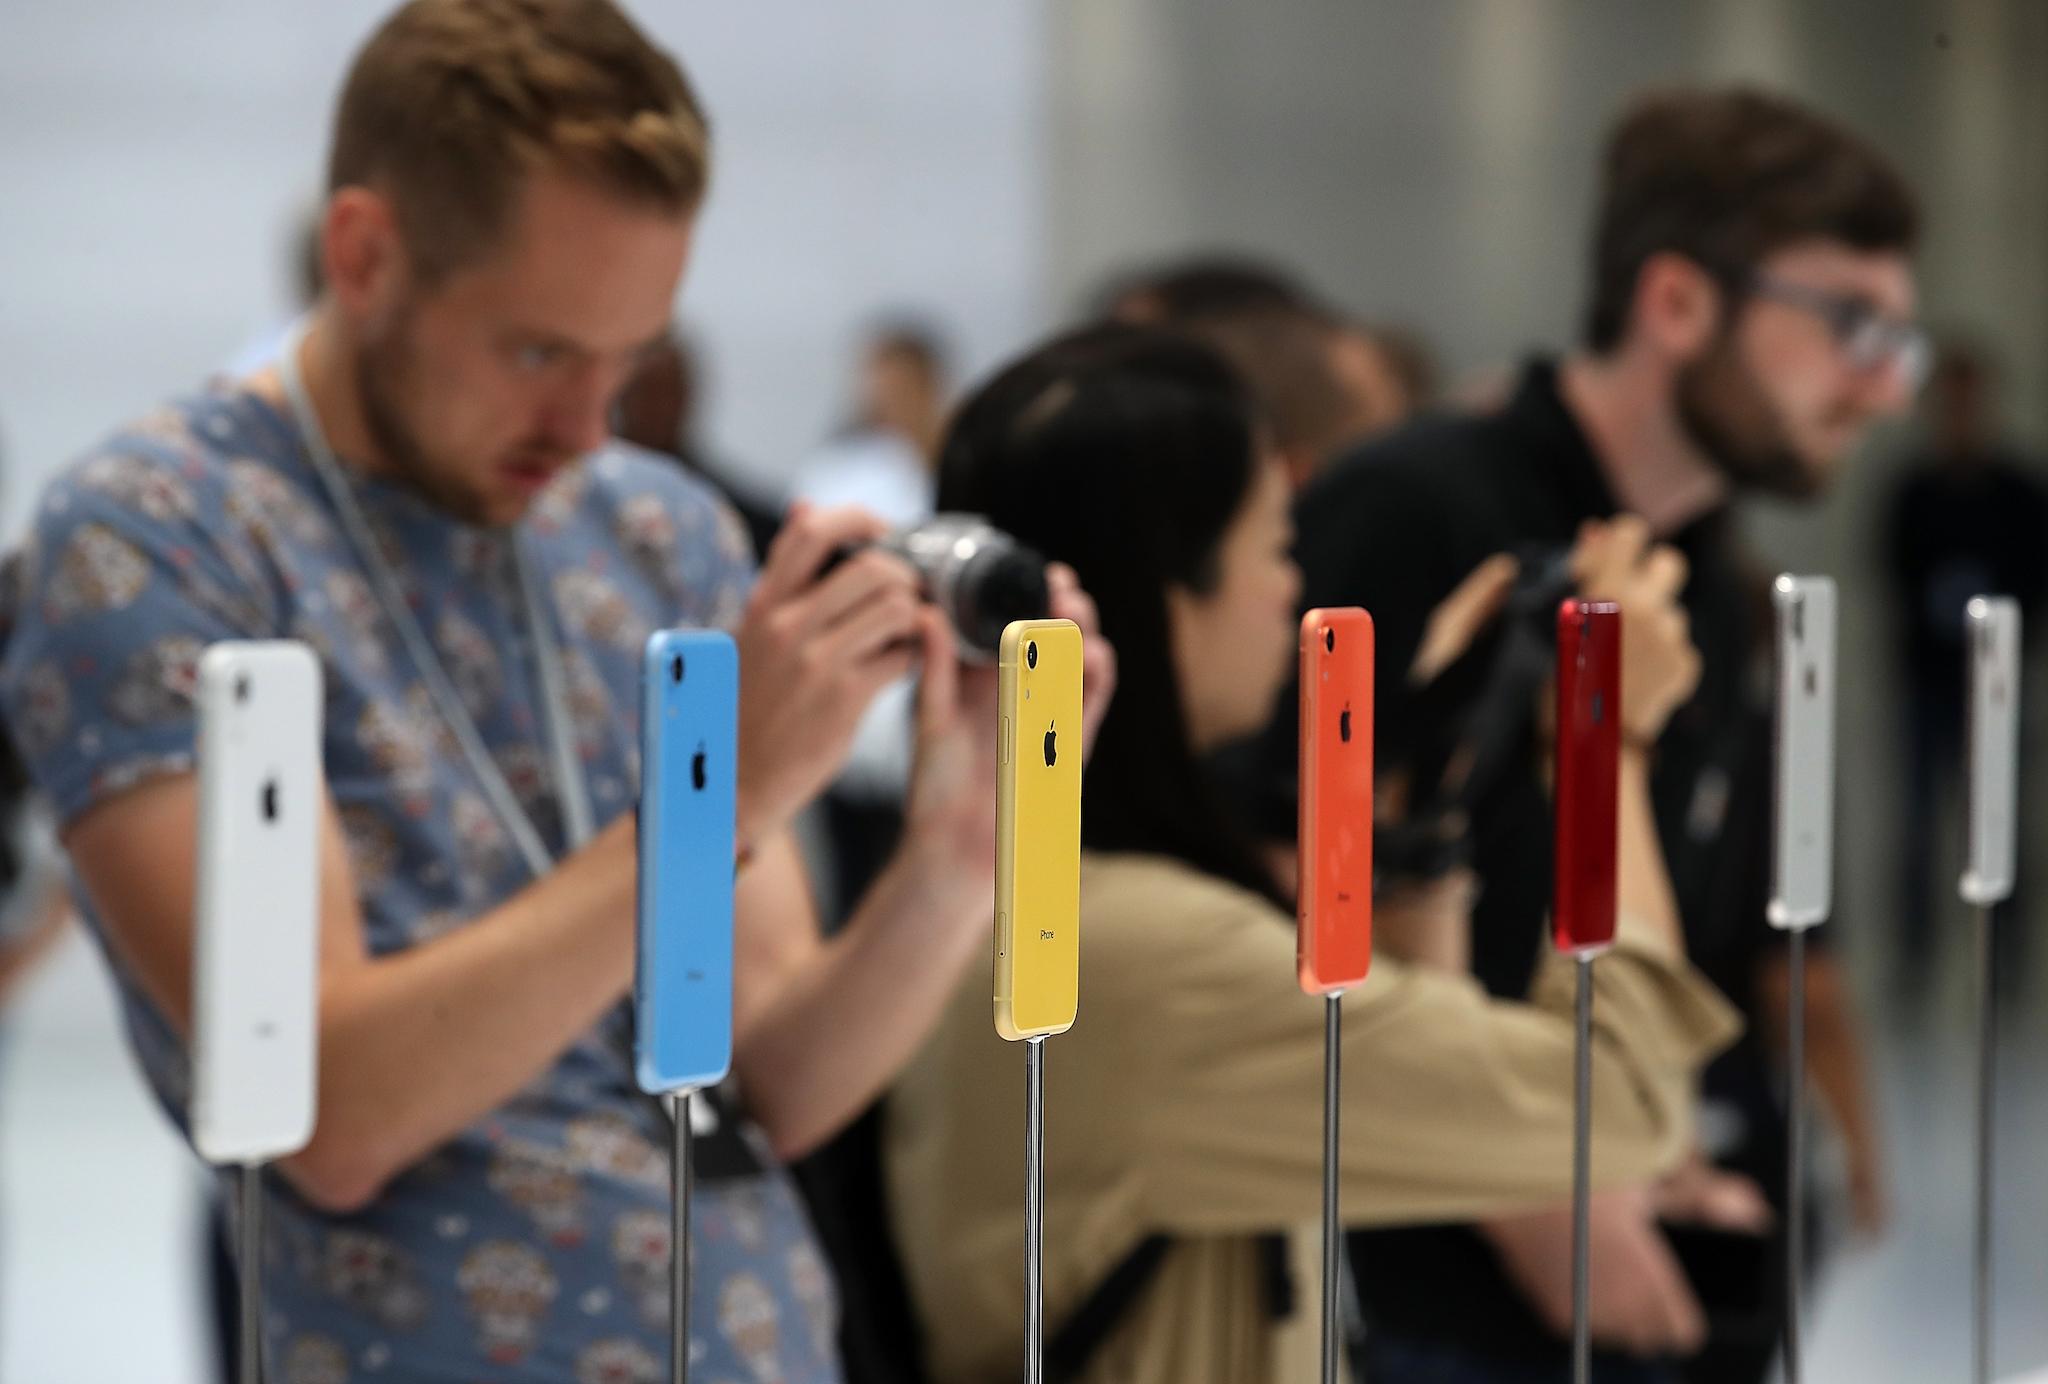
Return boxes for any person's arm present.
[1135,519,1732,1228]
[731,827,989,1161]
[1127,867,1739,1234]
[730,566,1116,1160]
[1758,945,1886,1235]
[66,782,645,1212]
[48,502,932,1213]
[1466,518,1715,1347]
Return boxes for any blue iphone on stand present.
[634,628,738,1094]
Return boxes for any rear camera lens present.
[1026,641,1038,669]
[1324,628,1335,653]
[670,654,685,683]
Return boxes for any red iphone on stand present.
[1554,600,1620,955]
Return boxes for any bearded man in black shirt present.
[1259,87,1923,1384]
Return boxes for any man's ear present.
[1631,251,1725,364]
[320,187,408,330]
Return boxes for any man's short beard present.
[1674,334,1822,502]
[353,315,498,526]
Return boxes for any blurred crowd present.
[0,2,2039,1383]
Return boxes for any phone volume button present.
[1000,718,1011,763]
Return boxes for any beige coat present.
[886,852,1741,1384]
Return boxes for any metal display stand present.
[1321,993,1343,1384]
[1025,1036,1048,1384]
[1571,955,1594,1384]
[667,1091,698,1384]
[1961,596,2019,1384]
[238,1163,265,1383]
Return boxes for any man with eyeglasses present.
[1252,87,1920,1383]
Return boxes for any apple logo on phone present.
[691,743,708,792]
[1339,704,1352,744]
[1043,721,1058,768]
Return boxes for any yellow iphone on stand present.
[994,618,1083,1040]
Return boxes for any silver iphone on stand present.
[1962,597,2020,906]
[1768,576,1837,929]
[193,641,324,1164]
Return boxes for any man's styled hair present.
[328,0,711,283]
[1584,86,1919,351]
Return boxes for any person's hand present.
[1651,1153,1775,1233]
[1481,1188,1707,1359]
[898,564,1116,884]
[1056,563,1118,763]
[1408,553,1521,687]
[1569,516,1701,744]
[733,503,923,850]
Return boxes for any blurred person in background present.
[0,451,74,1038]
[613,327,783,557]
[1172,304,1406,490]
[788,318,955,921]
[0,460,76,1359]
[1253,86,1919,1382]
[0,743,68,1009]
[0,718,75,1352]
[1101,255,1414,488]
[886,324,1743,1384]
[0,3,1109,1380]
[1882,338,2048,1004]
[1357,320,1442,420]
[1095,252,1311,326]
[777,317,958,1384]
[791,320,952,530]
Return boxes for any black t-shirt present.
[1264,360,1783,1361]
[1883,452,2048,692]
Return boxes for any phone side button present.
[1000,718,1010,764]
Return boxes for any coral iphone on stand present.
[1297,606,1374,995]
[1296,606,1373,1384]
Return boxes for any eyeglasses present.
[1744,273,1930,390]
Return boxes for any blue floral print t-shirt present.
[0,381,841,1384]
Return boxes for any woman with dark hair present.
[884,325,1740,1384]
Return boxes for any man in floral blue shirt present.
[0,2,1108,1380]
